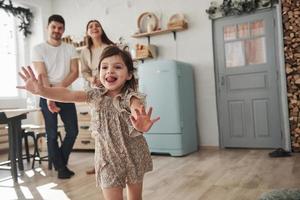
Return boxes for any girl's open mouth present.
[106,76,117,83]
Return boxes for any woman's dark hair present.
[98,46,137,91]
[86,20,114,63]
[48,14,65,27]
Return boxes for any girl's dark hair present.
[86,20,114,63]
[98,46,137,91]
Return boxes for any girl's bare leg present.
[126,182,143,200]
[102,186,123,200]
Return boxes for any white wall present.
[49,0,220,146]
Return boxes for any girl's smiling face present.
[99,55,132,97]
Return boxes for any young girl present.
[18,46,160,200]
[81,19,114,175]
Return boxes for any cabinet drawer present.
[0,127,8,150]
[75,102,94,150]
[73,136,94,150]
[78,122,90,132]
[78,129,91,137]
[77,111,91,121]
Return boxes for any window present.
[0,10,18,98]
[223,20,266,68]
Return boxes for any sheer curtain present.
[0,9,28,110]
[0,10,18,98]
[224,20,266,68]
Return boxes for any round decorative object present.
[167,13,187,29]
[137,12,159,33]
[169,13,184,22]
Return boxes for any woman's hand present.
[130,106,160,133]
[17,66,44,95]
[93,78,102,87]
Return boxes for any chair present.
[22,124,63,169]
[6,126,35,163]
[22,129,35,163]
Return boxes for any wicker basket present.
[135,44,156,59]
[136,48,152,58]
[167,20,188,29]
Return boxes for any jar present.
[147,23,154,33]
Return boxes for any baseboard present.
[198,145,219,150]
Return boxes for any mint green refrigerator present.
[138,60,198,156]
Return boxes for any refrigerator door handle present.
[220,76,225,86]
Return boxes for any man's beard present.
[51,33,62,41]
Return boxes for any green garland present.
[0,0,33,37]
[206,0,278,19]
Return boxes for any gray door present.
[213,9,282,148]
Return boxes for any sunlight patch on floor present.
[37,183,70,200]
[20,186,34,199]
[25,169,35,178]
[0,187,18,199]
[25,167,46,177]
[0,177,24,186]
[0,181,70,200]
[0,168,69,200]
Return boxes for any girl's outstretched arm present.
[17,66,87,103]
[130,97,160,133]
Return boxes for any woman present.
[80,20,114,89]
[80,20,114,174]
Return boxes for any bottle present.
[147,23,154,33]
[130,48,136,59]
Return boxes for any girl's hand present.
[130,106,160,133]
[17,66,44,95]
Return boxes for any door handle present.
[80,112,88,115]
[81,140,91,144]
[80,125,89,130]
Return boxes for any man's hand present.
[17,66,43,95]
[47,100,61,113]
[130,106,160,133]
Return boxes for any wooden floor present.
[0,149,299,200]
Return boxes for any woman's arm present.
[80,50,101,87]
[18,66,87,103]
[130,96,160,133]
[80,50,93,81]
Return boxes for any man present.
[32,14,79,179]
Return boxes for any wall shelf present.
[132,26,187,38]
[131,25,188,61]
[132,26,187,44]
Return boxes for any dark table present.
[0,108,39,183]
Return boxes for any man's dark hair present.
[48,14,65,27]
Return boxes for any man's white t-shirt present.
[31,42,78,85]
